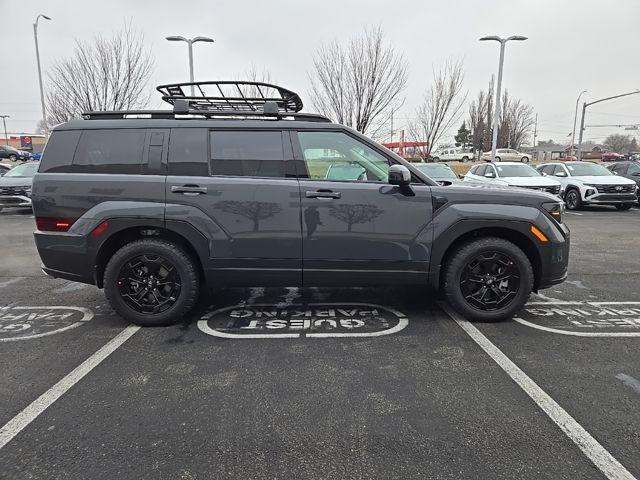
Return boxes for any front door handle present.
[306,190,341,199]
[171,185,208,195]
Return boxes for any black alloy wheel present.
[459,251,520,311]
[117,254,181,314]
[565,189,581,210]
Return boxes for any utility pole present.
[571,90,587,156]
[533,113,538,148]
[390,108,394,144]
[577,89,640,160]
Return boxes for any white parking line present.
[0,325,140,450]
[616,374,640,395]
[440,303,637,480]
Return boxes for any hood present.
[451,181,559,202]
[572,175,636,185]
[0,176,34,188]
[500,176,561,187]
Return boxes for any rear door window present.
[168,128,208,176]
[73,129,145,174]
[209,130,286,178]
[475,165,487,176]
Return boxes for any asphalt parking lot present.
[1,206,639,480]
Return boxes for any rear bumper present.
[34,231,96,286]
[0,195,32,208]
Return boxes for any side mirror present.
[388,164,411,186]
[612,171,618,175]
[484,172,495,178]
[555,172,567,177]
[540,172,548,176]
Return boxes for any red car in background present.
[601,151,625,162]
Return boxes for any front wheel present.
[564,188,582,210]
[443,237,533,322]
[494,156,501,162]
[461,156,470,163]
[104,239,200,326]
[615,204,633,211]
[8,154,17,162]
[432,157,440,162]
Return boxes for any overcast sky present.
[1,0,639,146]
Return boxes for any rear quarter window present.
[72,129,145,174]
[39,130,81,173]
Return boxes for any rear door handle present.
[171,185,208,195]
[306,190,341,199]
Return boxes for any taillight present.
[36,217,75,232]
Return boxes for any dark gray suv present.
[31,81,569,326]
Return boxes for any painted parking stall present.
[198,303,409,339]
[515,301,640,336]
[0,306,94,341]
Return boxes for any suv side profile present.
[32,81,569,326]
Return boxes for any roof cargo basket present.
[82,81,330,122]
[157,80,304,114]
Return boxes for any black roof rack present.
[157,80,304,113]
[82,80,331,122]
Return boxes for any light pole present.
[577,89,640,160]
[0,115,9,145]
[33,14,51,137]
[480,35,528,161]
[570,90,587,156]
[165,36,214,97]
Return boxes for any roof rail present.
[81,110,331,122]
[157,80,304,113]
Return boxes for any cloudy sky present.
[1,0,639,146]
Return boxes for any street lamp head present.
[479,35,502,42]
[41,15,51,20]
[507,35,528,41]
[192,36,214,43]
[166,35,188,42]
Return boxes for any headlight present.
[542,201,564,224]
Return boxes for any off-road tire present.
[104,239,200,326]
[443,237,534,322]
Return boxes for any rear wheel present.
[104,239,200,326]
[521,156,530,163]
[461,156,470,162]
[564,188,582,210]
[443,237,533,322]
[615,204,632,211]
[432,157,440,162]
[8,154,17,162]
[494,156,501,162]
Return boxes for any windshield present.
[495,164,541,177]
[5,163,38,178]
[566,163,613,176]
[415,164,458,179]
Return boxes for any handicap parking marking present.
[515,301,640,337]
[198,302,408,339]
[0,306,94,342]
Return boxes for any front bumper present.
[583,193,637,204]
[0,195,32,208]
[536,222,570,290]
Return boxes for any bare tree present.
[499,92,536,149]
[408,60,466,159]
[45,25,154,126]
[604,134,635,153]
[214,200,282,232]
[308,26,408,135]
[468,77,494,153]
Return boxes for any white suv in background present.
[464,162,562,196]
[431,147,474,163]
[537,161,637,211]
[480,148,532,163]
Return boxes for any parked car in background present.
[464,162,562,196]
[601,151,625,162]
[431,147,474,163]
[414,162,462,184]
[0,145,31,162]
[537,161,637,210]
[0,161,39,211]
[30,152,42,161]
[0,163,12,176]
[606,161,640,204]
[480,148,532,163]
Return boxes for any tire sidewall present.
[565,188,581,210]
[444,239,533,322]
[104,240,198,326]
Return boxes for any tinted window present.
[168,128,208,176]
[628,163,640,175]
[475,165,487,176]
[39,130,81,173]
[298,131,389,182]
[210,131,285,178]
[73,129,145,174]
